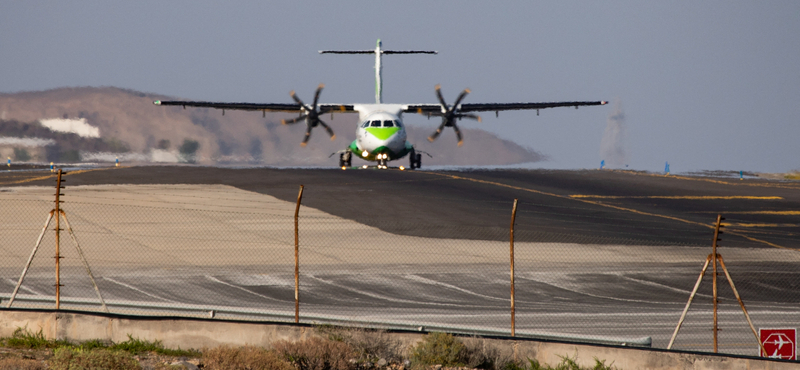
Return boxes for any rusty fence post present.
[510,199,518,337]
[294,185,304,323]
[711,214,723,353]
[54,169,64,309]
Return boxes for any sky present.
[1,1,798,173]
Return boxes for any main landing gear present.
[409,148,422,169]
[339,151,352,168]
[377,153,389,169]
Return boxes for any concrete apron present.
[0,309,796,370]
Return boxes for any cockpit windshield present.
[370,120,381,127]
[394,120,402,128]
[383,120,394,127]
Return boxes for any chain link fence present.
[1,182,799,358]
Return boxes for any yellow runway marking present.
[0,167,120,186]
[726,223,799,228]
[569,195,783,200]
[610,170,800,190]
[421,171,800,252]
[703,211,800,215]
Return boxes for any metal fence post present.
[510,198,518,337]
[294,185,304,323]
[55,169,64,309]
[712,214,723,352]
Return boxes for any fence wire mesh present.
[1,182,799,358]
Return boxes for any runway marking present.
[204,275,287,303]
[403,274,506,302]
[0,167,120,186]
[715,211,800,215]
[5,278,43,296]
[103,277,178,303]
[422,171,800,252]
[726,223,799,228]
[608,169,800,190]
[307,275,495,308]
[568,195,783,200]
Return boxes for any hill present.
[0,87,544,166]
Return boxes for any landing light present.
[399,166,405,171]
[341,166,346,170]
[362,165,368,169]
[362,150,369,157]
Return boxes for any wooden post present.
[294,185,304,323]
[510,199,518,337]
[711,214,722,352]
[717,255,766,356]
[55,169,63,309]
[667,253,712,349]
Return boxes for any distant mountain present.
[0,87,544,166]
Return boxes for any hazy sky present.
[1,1,798,172]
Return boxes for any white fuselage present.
[350,104,411,161]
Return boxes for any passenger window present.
[383,120,394,127]
[393,120,403,127]
[370,120,381,127]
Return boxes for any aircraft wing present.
[405,101,607,115]
[153,100,355,114]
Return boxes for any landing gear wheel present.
[409,149,421,169]
[339,151,353,168]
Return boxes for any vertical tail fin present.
[320,40,437,104]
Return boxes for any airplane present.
[154,40,607,169]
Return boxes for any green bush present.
[203,345,292,370]
[110,335,199,357]
[4,327,70,349]
[48,347,140,370]
[409,332,467,368]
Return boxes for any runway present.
[1,166,799,355]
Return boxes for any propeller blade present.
[312,83,325,109]
[281,115,307,125]
[300,126,312,147]
[452,88,471,108]
[458,113,482,122]
[428,119,448,142]
[317,119,336,140]
[453,123,464,147]
[434,84,448,110]
[289,90,305,106]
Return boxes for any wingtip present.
[280,120,287,125]
[330,134,336,141]
[457,140,464,147]
[153,100,161,105]
[427,136,435,143]
[601,101,608,105]
[464,88,471,94]
[318,83,325,89]
[300,142,307,147]
[434,84,441,91]
[289,90,296,97]
[477,116,482,123]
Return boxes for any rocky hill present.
[0,87,544,166]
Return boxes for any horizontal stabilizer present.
[319,50,437,54]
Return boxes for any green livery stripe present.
[365,127,400,140]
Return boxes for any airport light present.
[399,166,405,171]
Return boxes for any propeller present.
[427,84,481,146]
[281,83,336,147]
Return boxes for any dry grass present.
[203,345,292,370]
[316,325,404,365]
[47,347,140,370]
[272,337,355,370]
[0,357,45,370]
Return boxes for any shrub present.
[48,347,140,370]
[272,337,355,370]
[4,327,70,349]
[0,357,44,370]
[110,335,199,357]
[13,148,31,162]
[409,332,466,368]
[203,345,292,370]
[315,325,403,365]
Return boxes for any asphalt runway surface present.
[1,165,799,355]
